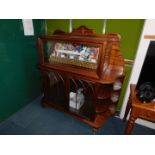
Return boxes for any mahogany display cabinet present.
[37,26,125,129]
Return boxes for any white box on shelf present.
[69,91,84,110]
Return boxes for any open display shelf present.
[38,26,125,129]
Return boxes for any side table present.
[123,84,155,134]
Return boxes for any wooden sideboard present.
[38,26,125,129]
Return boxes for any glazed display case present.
[38,26,125,129]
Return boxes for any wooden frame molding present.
[144,35,155,39]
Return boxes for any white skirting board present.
[135,119,155,129]
[115,115,155,130]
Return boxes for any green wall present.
[0,19,45,121]
[46,19,69,34]
[72,19,104,34]
[106,19,144,60]
[46,19,144,111]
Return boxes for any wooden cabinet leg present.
[125,110,137,135]
[123,96,131,122]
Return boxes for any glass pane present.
[44,71,66,107]
[69,78,94,120]
[43,40,100,69]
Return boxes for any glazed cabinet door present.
[68,77,96,120]
[41,71,68,110]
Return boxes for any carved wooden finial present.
[71,25,94,35]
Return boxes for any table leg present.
[125,109,137,135]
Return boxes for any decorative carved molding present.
[71,25,94,35]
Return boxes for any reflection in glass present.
[49,42,99,63]
[43,41,100,69]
